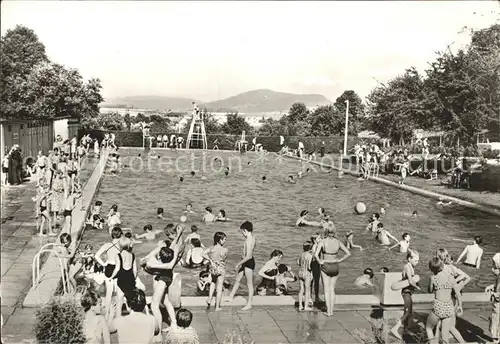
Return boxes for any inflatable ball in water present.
[180,215,187,223]
[355,202,366,214]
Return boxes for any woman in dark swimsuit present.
[296,210,322,227]
[94,227,124,320]
[111,241,137,318]
[314,224,351,316]
[142,225,184,335]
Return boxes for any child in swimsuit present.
[36,151,47,187]
[183,203,196,214]
[297,241,313,311]
[275,264,297,294]
[257,250,283,292]
[391,250,421,340]
[345,230,363,251]
[227,221,256,311]
[36,184,55,236]
[184,225,203,247]
[202,207,216,223]
[215,209,230,222]
[61,191,82,235]
[203,231,228,311]
[354,268,374,288]
[184,238,205,268]
[389,233,411,253]
[426,257,463,344]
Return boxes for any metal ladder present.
[186,110,207,150]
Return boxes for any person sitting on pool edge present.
[202,207,216,223]
[296,210,322,227]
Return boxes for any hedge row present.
[78,130,369,153]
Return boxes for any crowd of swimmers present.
[26,141,500,344]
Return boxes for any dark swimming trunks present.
[104,264,116,278]
[40,205,47,212]
[63,209,72,217]
[2,167,8,173]
[320,262,339,277]
[238,257,255,272]
[258,268,278,289]
[154,269,173,292]
[463,262,477,268]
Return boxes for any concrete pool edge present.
[285,155,500,218]
[23,151,110,307]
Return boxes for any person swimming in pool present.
[157,208,166,220]
[375,223,399,246]
[202,207,216,223]
[135,225,163,241]
[455,236,483,269]
[183,238,205,268]
[215,210,230,222]
[183,203,196,215]
[345,230,363,251]
[287,175,296,184]
[296,210,322,227]
[389,233,411,253]
[366,213,380,233]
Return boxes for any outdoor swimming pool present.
[79,148,500,296]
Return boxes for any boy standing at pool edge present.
[227,221,256,311]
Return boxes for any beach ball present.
[355,202,366,214]
[180,215,187,223]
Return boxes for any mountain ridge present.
[102,89,331,113]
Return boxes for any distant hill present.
[201,89,331,113]
[102,89,331,112]
[102,95,198,110]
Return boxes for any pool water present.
[79,149,500,296]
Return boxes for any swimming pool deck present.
[0,156,98,333]
[1,304,496,343]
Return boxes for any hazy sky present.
[1,1,499,102]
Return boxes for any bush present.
[34,296,86,344]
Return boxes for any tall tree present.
[366,68,429,144]
[307,105,342,136]
[287,103,310,125]
[333,90,365,136]
[220,113,252,135]
[1,25,49,119]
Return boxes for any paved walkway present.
[0,304,495,343]
[0,158,97,336]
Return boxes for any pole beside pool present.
[343,99,349,156]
